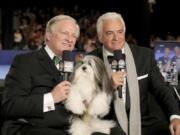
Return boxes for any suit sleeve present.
[2,55,44,119]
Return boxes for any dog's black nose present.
[82,66,86,70]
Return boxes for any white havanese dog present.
[65,55,116,135]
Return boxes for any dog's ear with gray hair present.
[102,66,114,95]
[87,55,113,94]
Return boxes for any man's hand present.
[51,81,71,103]
[111,71,127,89]
[169,118,180,135]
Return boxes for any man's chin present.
[62,48,74,52]
[112,47,122,51]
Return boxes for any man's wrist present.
[43,93,55,112]
[170,115,180,121]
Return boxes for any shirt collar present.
[45,45,56,60]
[103,46,125,57]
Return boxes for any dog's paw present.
[65,91,86,115]
[66,100,86,115]
[88,92,111,117]
[69,118,92,135]
[90,118,116,134]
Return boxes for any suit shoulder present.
[13,50,39,63]
[130,44,153,55]
[88,47,103,59]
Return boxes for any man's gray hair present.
[46,15,80,38]
[96,12,126,37]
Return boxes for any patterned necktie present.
[53,56,60,66]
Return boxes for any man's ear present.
[45,32,51,41]
[98,34,103,43]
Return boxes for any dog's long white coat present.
[70,117,115,135]
[65,56,116,135]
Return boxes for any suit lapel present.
[37,48,61,83]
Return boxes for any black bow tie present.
[107,55,113,64]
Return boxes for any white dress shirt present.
[43,45,57,112]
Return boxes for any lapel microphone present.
[61,50,74,81]
[112,50,126,98]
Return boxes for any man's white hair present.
[46,15,80,38]
[96,12,126,37]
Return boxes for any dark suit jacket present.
[90,44,180,127]
[1,48,70,135]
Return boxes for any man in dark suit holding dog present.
[90,12,180,135]
[1,14,126,135]
[1,14,79,135]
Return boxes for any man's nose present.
[113,33,119,40]
[65,35,74,43]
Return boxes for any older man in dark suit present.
[1,14,79,135]
[90,12,180,135]
[1,13,126,135]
